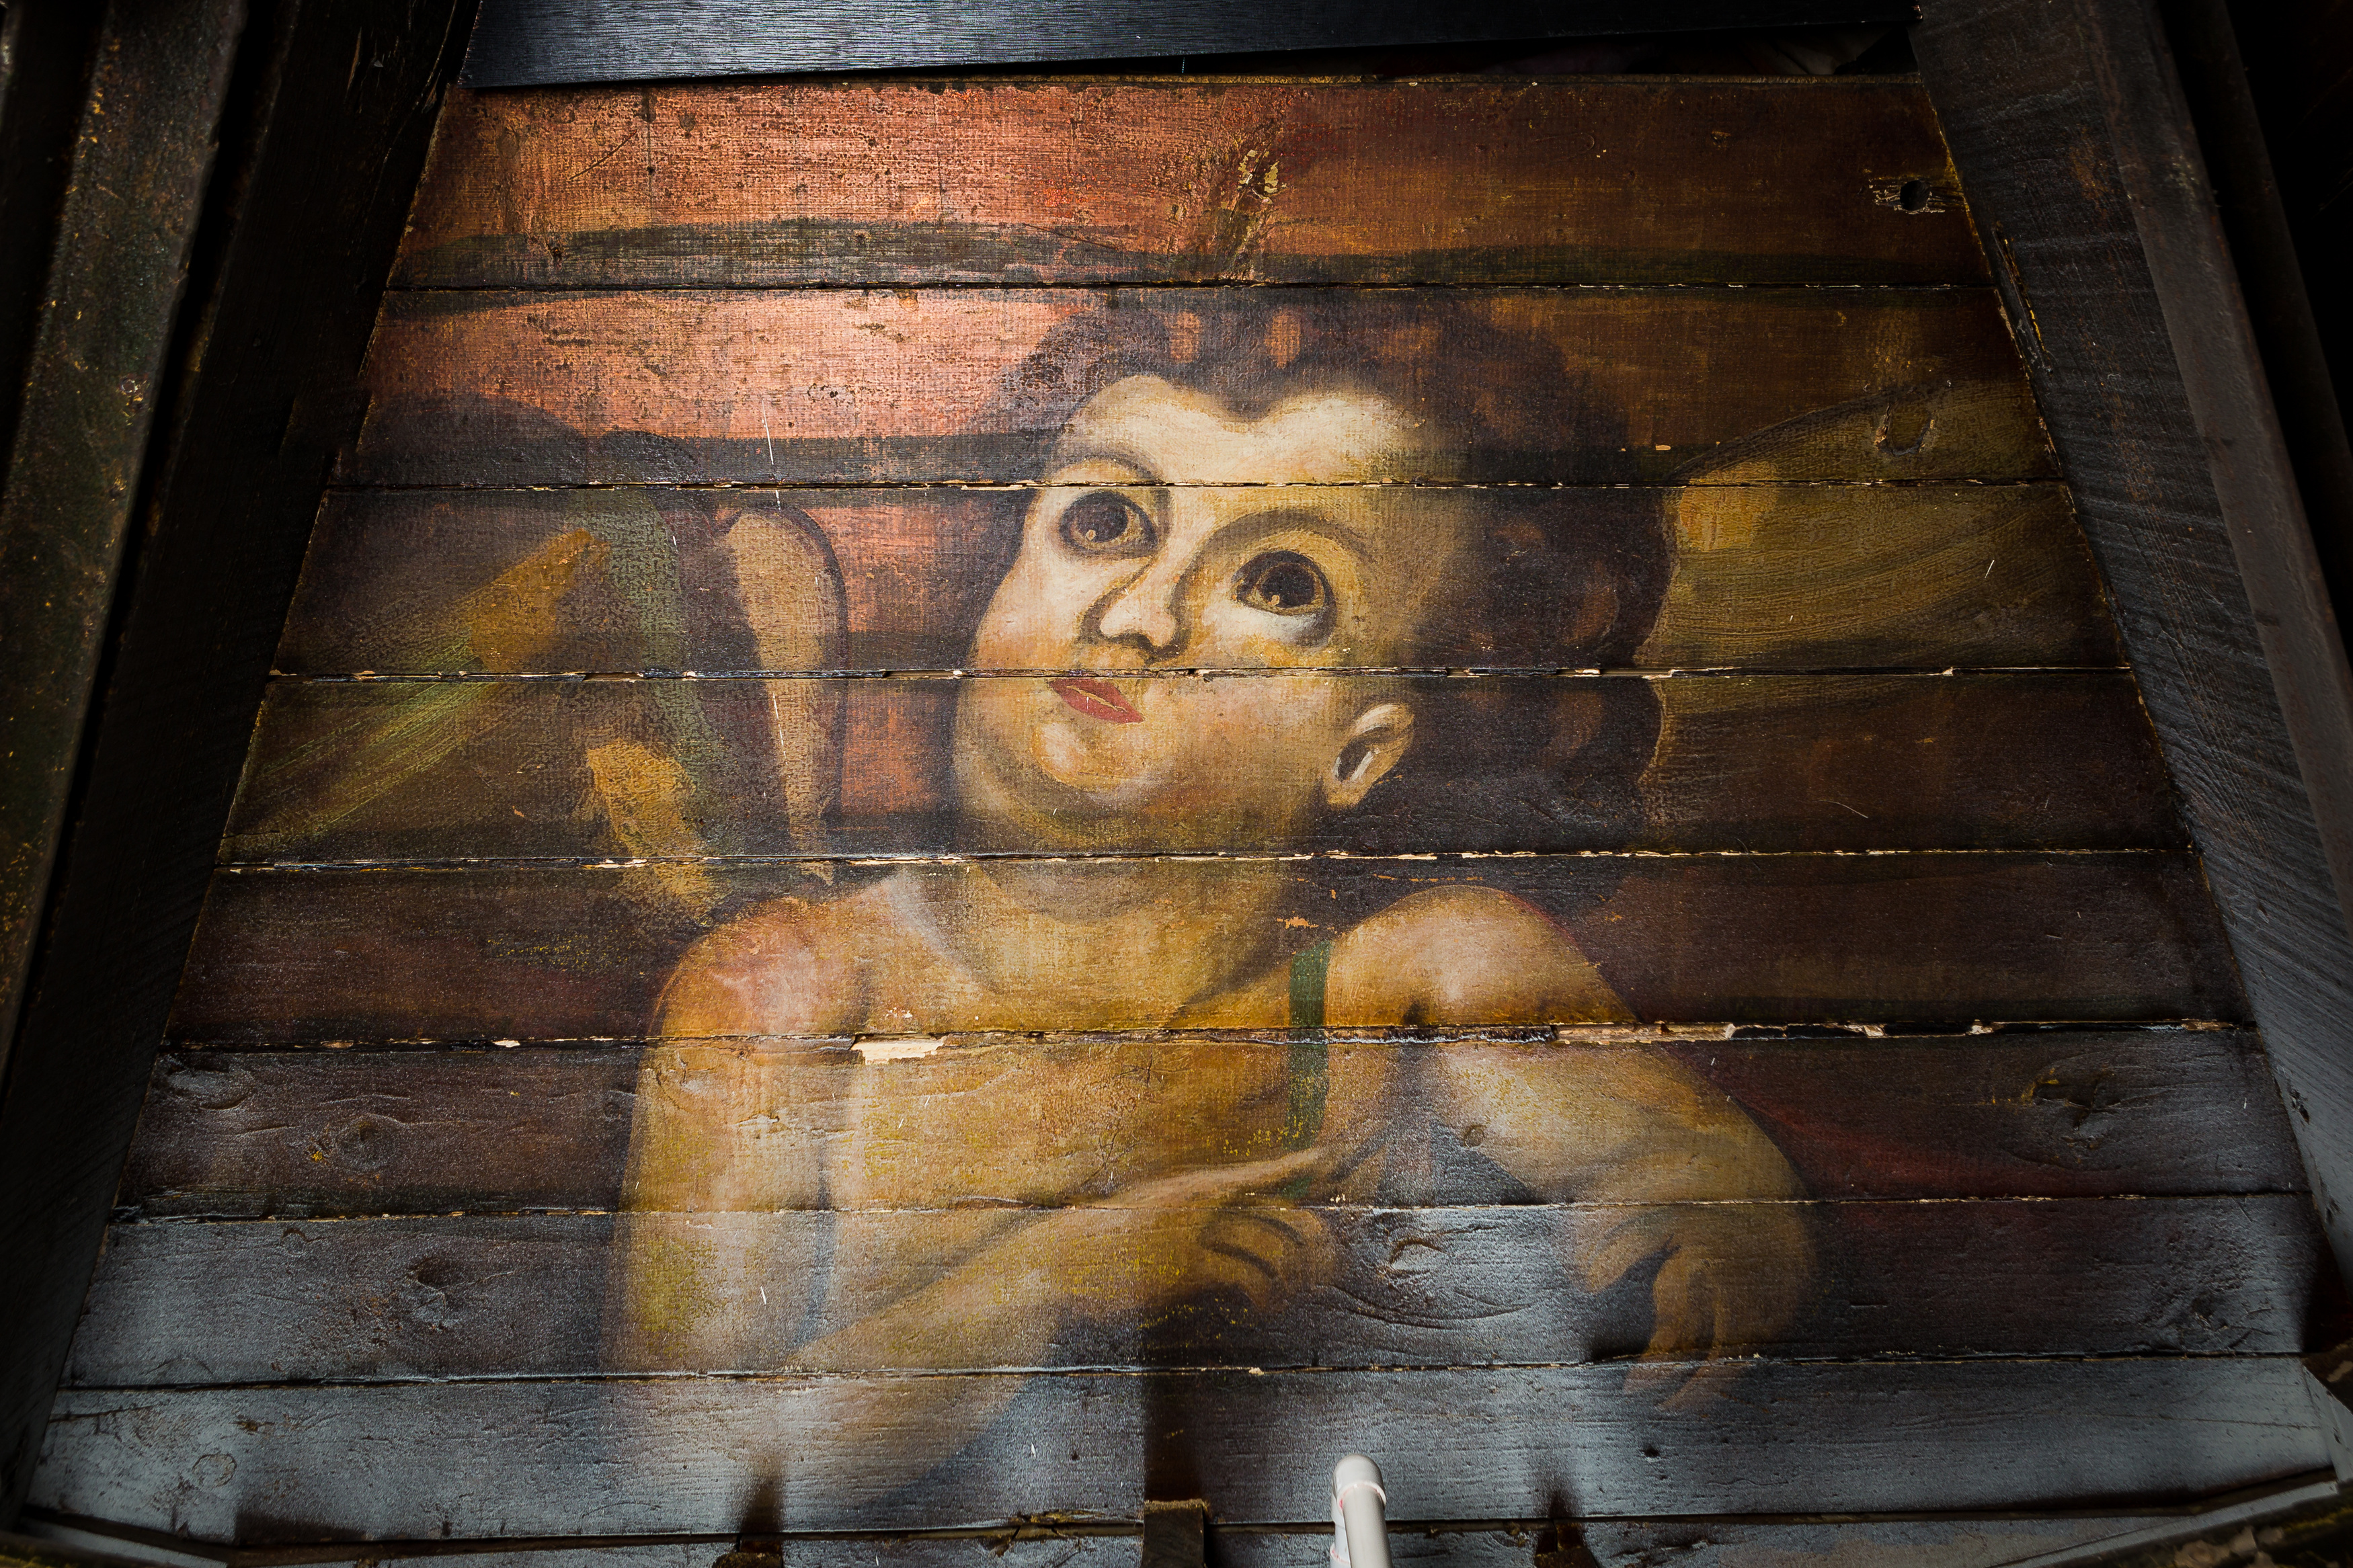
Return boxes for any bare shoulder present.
[656,879,899,1037]
[1328,884,1632,1025]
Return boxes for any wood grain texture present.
[2167,0,2353,651]
[30,1359,2329,1536]
[115,1032,2307,1221]
[39,55,2317,1538]
[0,0,243,1073]
[62,1196,2321,1386]
[0,4,103,475]
[229,1516,2219,1568]
[1916,0,2353,1279]
[2052,1488,2353,1568]
[341,290,2052,487]
[0,0,477,1526]
[397,79,1985,289]
[278,484,2122,675]
[454,1,1921,85]
[220,673,2182,862]
[165,855,2243,1041]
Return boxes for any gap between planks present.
[100,1194,2311,1222]
[49,1350,2325,1395]
[155,1021,2249,1046]
[24,1472,2349,1566]
[210,848,2193,871]
[378,282,1991,297]
[265,666,2136,682]
[315,479,2069,493]
[422,70,1942,85]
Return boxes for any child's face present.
[955,374,1472,849]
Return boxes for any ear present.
[1323,701,1415,811]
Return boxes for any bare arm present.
[1445,1050,1813,1395]
[607,900,1338,1491]
[602,903,1042,1496]
[783,1148,1336,1372]
[604,903,849,1373]
[1340,888,1814,1388]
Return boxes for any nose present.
[1091,555,1187,655]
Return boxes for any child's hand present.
[1025,1148,1344,1323]
[1574,1202,1816,1410]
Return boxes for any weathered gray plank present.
[116,1032,2309,1221]
[0,1516,2235,1568]
[1917,0,2353,1286]
[1221,1518,2196,1568]
[30,1360,2329,1536]
[0,0,479,1526]
[62,1197,2321,1387]
[302,1518,2206,1568]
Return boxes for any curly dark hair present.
[982,293,1673,852]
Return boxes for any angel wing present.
[1640,378,2065,669]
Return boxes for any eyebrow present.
[1209,505,1378,563]
[1036,457,1388,563]
[1040,444,1158,485]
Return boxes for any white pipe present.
[1330,1454,1390,1568]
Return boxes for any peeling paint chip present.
[856,1037,945,1063]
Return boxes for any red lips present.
[1048,676,1144,724]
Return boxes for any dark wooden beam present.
[0,0,243,1081]
[460,0,1918,85]
[1140,1501,1209,1568]
[2159,0,2353,639]
[0,0,475,1527]
[0,1,108,477]
[2227,0,2353,518]
[1914,0,2353,1279]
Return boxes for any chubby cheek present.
[1195,597,1388,668]
[1085,681,1351,819]
[969,552,1096,667]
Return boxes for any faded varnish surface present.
[397,79,1985,288]
[32,72,2328,1549]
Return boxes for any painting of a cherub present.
[52,63,2284,1550]
[603,296,1814,1498]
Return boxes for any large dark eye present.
[1234,551,1331,618]
[1058,492,1152,556]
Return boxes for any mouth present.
[1047,676,1144,724]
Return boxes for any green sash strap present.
[1278,942,1333,1199]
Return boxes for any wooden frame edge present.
[1915,0,2353,1282]
[0,0,477,1528]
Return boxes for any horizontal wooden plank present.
[221,673,2181,863]
[117,1032,2307,1219]
[396,81,1987,290]
[1644,481,2116,671]
[165,854,2244,1040]
[342,290,2050,487]
[63,1197,2321,1387]
[331,1518,2208,1568]
[157,1519,2203,1568]
[279,483,2122,676]
[1636,674,2178,852]
[121,1048,643,1219]
[1234,1516,2258,1568]
[1685,1030,2306,1200]
[32,1360,2329,1535]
